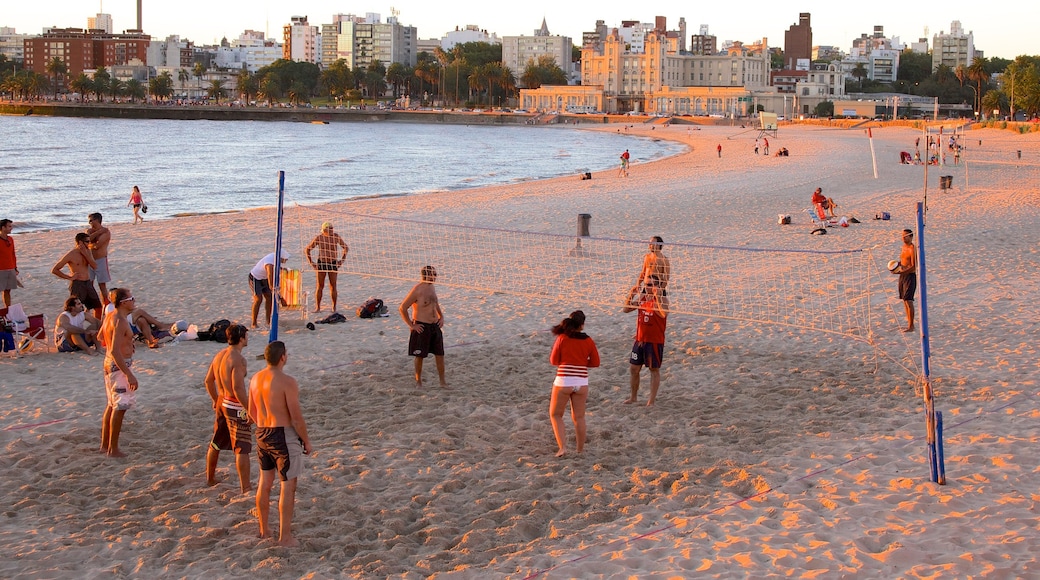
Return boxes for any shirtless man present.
[99,288,138,457]
[86,213,112,307]
[54,296,102,355]
[304,222,349,313]
[399,265,447,388]
[892,229,918,332]
[248,341,312,547]
[205,324,252,492]
[636,236,671,293]
[52,233,102,318]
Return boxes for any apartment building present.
[283,15,319,64]
[502,19,571,86]
[932,20,975,70]
[23,28,150,78]
[336,15,417,69]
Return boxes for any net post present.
[270,171,286,344]
[570,213,591,257]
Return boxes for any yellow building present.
[519,85,605,113]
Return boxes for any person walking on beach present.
[399,265,446,388]
[249,251,289,329]
[549,310,599,457]
[205,324,253,493]
[127,186,144,224]
[623,274,669,406]
[305,222,349,313]
[52,233,102,317]
[762,137,770,156]
[717,143,722,158]
[754,138,760,155]
[86,213,112,307]
[891,229,917,332]
[0,219,18,308]
[99,287,138,457]
[636,236,671,293]
[249,340,312,547]
[618,149,630,177]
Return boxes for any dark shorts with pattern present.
[315,260,339,272]
[899,272,917,301]
[210,406,253,454]
[408,322,444,358]
[248,274,271,297]
[256,426,304,481]
[70,279,102,310]
[630,341,665,369]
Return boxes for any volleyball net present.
[285,204,878,341]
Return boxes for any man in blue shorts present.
[622,274,669,406]
[249,250,289,328]
[399,266,447,388]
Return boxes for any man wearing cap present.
[892,229,917,332]
[249,250,289,329]
[305,222,349,313]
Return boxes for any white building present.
[147,35,193,69]
[283,15,320,64]
[87,13,113,34]
[442,25,499,50]
[0,27,27,61]
[337,14,418,69]
[932,20,975,70]
[214,30,282,73]
[502,19,572,86]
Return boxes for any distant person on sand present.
[618,149,630,177]
[717,143,722,157]
[891,229,917,332]
[127,186,145,224]
[54,296,101,355]
[549,310,599,457]
[0,218,18,307]
[811,187,838,219]
[762,137,770,156]
[623,274,669,406]
[249,340,312,547]
[636,236,671,294]
[99,287,138,457]
[249,251,290,329]
[206,324,253,493]
[86,213,112,307]
[305,222,349,313]
[400,266,447,388]
[52,232,102,317]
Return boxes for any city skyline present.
[4,1,1034,61]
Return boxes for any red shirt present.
[635,297,667,343]
[550,334,600,379]
[0,235,15,270]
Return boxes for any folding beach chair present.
[0,304,48,354]
[279,269,305,311]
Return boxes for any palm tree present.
[236,70,257,105]
[207,79,227,103]
[192,62,207,99]
[45,56,67,99]
[414,58,440,103]
[92,66,111,102]
[385,62,409,99]
[968,57,989,118]
[69,73,93,101]
[149,71,174,101]
[258,74,281,106]
[851,62,868,91]
[433,47,451,103]
[108,78,124,102]
[124,79,145,103]
[320,59,353,104]
[934,63,951,85]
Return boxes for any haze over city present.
[3,0,1033,60]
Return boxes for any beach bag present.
[356,298,387,319]
[197,319,231,342]
[141,204,148,214]
[778,214,791,225]
[317,312,347,324]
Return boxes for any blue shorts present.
[630,341,664,369]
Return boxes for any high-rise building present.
[502,19,572,85]
[932,20,975,71]
[88,13,113,34]
[336,14,417,69]
[24,28,150,78]
[283,15,319,64]
[0,27,27,62]
[783,12,812,69]
[690,25,717,56]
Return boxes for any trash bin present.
[940,175,952,190]
[577,213,591,237]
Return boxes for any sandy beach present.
[2,121,1038,578]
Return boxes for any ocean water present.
[0,116,683,232]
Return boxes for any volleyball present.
[887,260,900,272]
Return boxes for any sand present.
[2,121,1038,578]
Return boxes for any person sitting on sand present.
[811,187,838,219]
[54,296,102,355]
[104,299,175,348]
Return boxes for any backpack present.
[197,319,231,342]
[356,298,387,319]
[317,312,347,324]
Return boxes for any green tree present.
[968,57,990,118]
[851,62,868,91]
[896,50,931,87]
[45,56,67,98]
[236,70,257,104]
[413,52,441,102]
[814,101,834,117]
[148,71,174,101]
[124,78,145,103]
[69,73,93,101]
[107,78,124,101]
[92,66,111,102]
[520,55,567,89]
[207,78,227,103]
[255,59,320,100]
[385,62,410,98]
[192,61,207,97]
[363,59,387,99]
[981,89,1008,117]
[258,73,281,105]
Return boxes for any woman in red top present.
[549,310,600,457]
